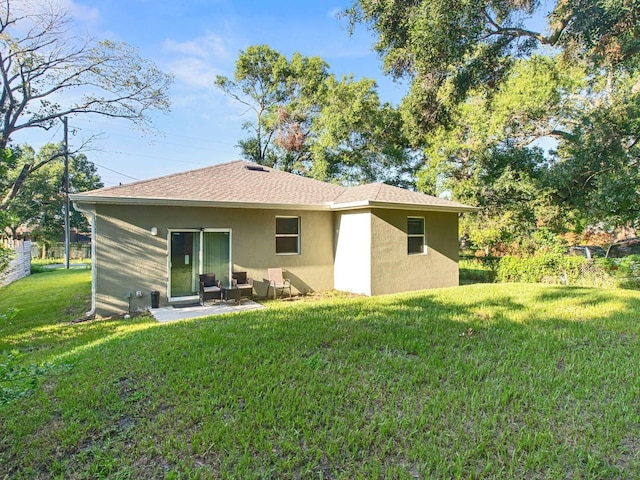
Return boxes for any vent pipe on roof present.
[245,165,267,172]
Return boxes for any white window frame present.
[275,216,300,255]
[407,216,427,255]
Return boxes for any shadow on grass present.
[3,278,640,479]
[0,269,157,361]
[534,284,640,312]
[459,267,496,285]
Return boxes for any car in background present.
[606,238,640,258]
[567,245,607,259]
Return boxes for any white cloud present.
[163,34,229,60]
[67,1,100,24]
[161,33,233,91]
[8,0,99,34]
[166,57,220,90]
[29,0,101,24]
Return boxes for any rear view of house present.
[70,160,477,316]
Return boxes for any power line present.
[64,123,241,183]
[72,123,239,149]
[98,149,210,165]
[93,162,140,181]
[46,123,63,145]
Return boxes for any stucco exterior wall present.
[92,204,335,315]
[333,211,372,296]
[369,208,459,296]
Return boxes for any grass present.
[459,257,496,284]
[1,271,640,479]
[30,258,91,273]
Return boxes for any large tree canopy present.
[549,63,640,228]
[346,0,640,86]
[215,45,328,169]
[216,44,414,185]
[346,0,640,134]
[309,75,417,186]
[6,143,103,244]
[345,0,640,246]
[0,0,172,211]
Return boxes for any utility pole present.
[63,117,70,270]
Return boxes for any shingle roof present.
[71,160,477,212]
[331,182,473,210]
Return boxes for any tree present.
[0,0,172,210]
[549,64,640,230]
[413,55,581,192]
[6,143,103,244]
[346,0,640,241]
[422,54,640,244]
[217,45,415,185]
[215,45,330,169]
[398,54,587,251]
[345,0,640,120]
[309,75,416,185]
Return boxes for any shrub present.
[495,254,616,286]
[601,255,640,289]
[0,243,14,275]
[459,257,497,284]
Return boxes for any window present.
[276,216,300,254]
[407,217,425,254]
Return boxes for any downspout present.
[72,202,96,317]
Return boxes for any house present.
[70,160,477,316]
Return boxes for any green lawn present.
[1,270,640,479]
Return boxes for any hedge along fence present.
[462,254,640,289]
[495,254,640,288]
[30,242,91,260]
[605,255,640,289]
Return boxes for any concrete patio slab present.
[150,300,265,323]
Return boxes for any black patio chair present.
[199,273,221,305]
[229,271,254,303]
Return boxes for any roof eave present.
[69,194,332,211]
[69,195,479,213]
[330,200,479,213]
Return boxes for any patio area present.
[150,300,265,323]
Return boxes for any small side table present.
[222,285,252,304]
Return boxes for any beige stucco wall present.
[369,208,459,295]
[91,204,335,315]
[85,201,461,315]
[332,208,460,297]
[334,211,372,295]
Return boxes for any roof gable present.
[72,160,477,212]
[331,183,475,211]
[77,160,344,207]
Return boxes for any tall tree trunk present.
[1,163,31,211]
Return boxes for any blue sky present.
[13,0,410,187]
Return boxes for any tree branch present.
[1,136,94,211]
[483,8,571,47]
[0,2,171,150]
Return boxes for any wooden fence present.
[30,242,91,259]
[1,240,31,287]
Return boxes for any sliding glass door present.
[170,231,199,297]
[169,230,231,300]
[202,231,231,288]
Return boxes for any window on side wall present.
[407,217,426,255]
[276,216,300,255]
